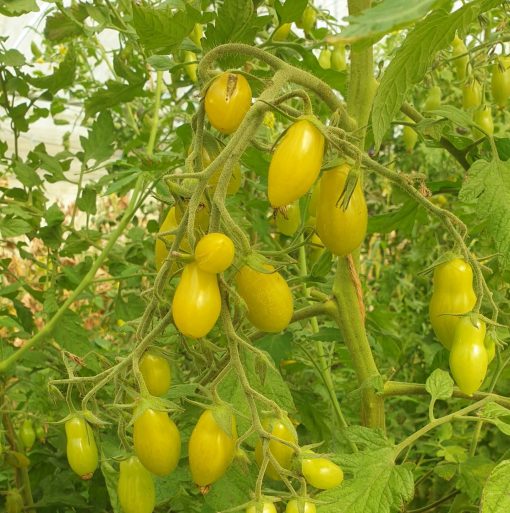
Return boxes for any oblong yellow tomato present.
[155,207,188,272]
[118,456,155,513]
[463,80,482,109]
[247,503,278,513]
[254,417,298,481]
[139,352,171,397]
[268,119,325,208]
[235,264,293,333]
[403,124,418,152]
[286,500,316,513]
[194,233,235,274]
[65,415,99,480]
[450,317,488,395]
[491,58,510,107]
[331,43,346,71]
[205,73,252,134]
[273,23,291,41]
[452,35,469,80]
[429,258,476,350]
[318,48,331,69]
[316,164,368,257]
[172,263,221,338]
[188,409,237,486]
[276,202,301,237]
[301,453,344,489]
[133,408,181,476]
[473,107,494,136]
[183,51,197,83]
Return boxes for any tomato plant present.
[65,416,99,480]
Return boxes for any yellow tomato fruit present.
[318,48,332,69]
[403,124,418,152]
[183,51,198,83]
[268,119,325,208]
[172,263,221,338]
[276,202,301,237]
[235,264,293,333]
[491,58,510,107]
[429,258,476,350]
[473,107,494,136]
[133,408,181,476]
[331,43,347,71]
[65,416,99,480]
[452,35,469,80]
[188,409,237,486]
[118,456,155,513]
[194,233,235,274]
[139,352,171,397]
[316,164,368,257]
[247,503,278,513]
[450,317,488,396]
[205,73,252,134]
[286,500,316,513]
[301,453,344,489]
[273,23,291,42]
[254,417,298,481]
[155,207,190,272]
[462,80,482,110]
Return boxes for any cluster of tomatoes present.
[429,258,496,395]
[404,34,509,151]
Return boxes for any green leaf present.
[368,200,419,234]
[0,0,39,17]
[132,3,200,53]
[0,217,33,237]
[0,49,26,67]
[146,55,174,71]
[81,111,115,164]
[341,0,449,45]
[458,456,495,503]
[318,446,414,513]
[480,460,510,513]
[43,4,88,42]
[29,47,76,94]
[85,80,146,117]
[426,105,474,129]
[459,159,510,265]
[274,0,307,23]
[13,161,42,187]
[372,0,501,148]
[52,310,90,354]
[425,368,454,401]
[77,186,97,215]
[44,203,65,227]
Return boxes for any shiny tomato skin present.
[194,233,235,274]
[133,408,181,476]
[268,119,325,208]
[429,258,476,350]
[286,500,316,513]
[462,80,482,109]
[450,317,488,396]
[155,207,190,272]
[316,164,368,257]
[118,456,155,513]
[276,202,301,237]
[205,73,252,134]
[19,419,36,451]
[139,352,171,397]
[491,59,510,107]
[473,107,494,136]
[65,416,99,480]
[247,503,278,513]
[254,417,298,481]
[188,409,237,486]
[172,263,221,338]
[301,454,344,489]
[235,264,293,333]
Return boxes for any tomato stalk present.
[146,70,164,158]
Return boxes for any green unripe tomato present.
[273,23,291,41]
[19,419,36,451]
[331,44,346,71]
[491,58,510,108]
[472,107,494,136]
[276,202,301,237]
[286,499,316,513]
[452,35,469,80]
[301,453,344,489]
[301,5,316,34]
[462,80,482,110]
[484,332,496,364]
[318,49,331,69]
[5,490,24,513]
[403,124,418,152]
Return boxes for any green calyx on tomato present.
[429,257,476,350]
[301,451,344,489]
[172,262,221,338]
[19,419,36,451]
[268,118,325,208]
[194,232,235,274]
[254,416,298,481]
[205,73,252,134]
[65,415,99,480]
[133,406,181,476]
[449,316,488,396]
[118,455,155,513]
[316,164,368,257]
[235,263,294,333]
[188,407,237,487]
[139,351,172,397]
